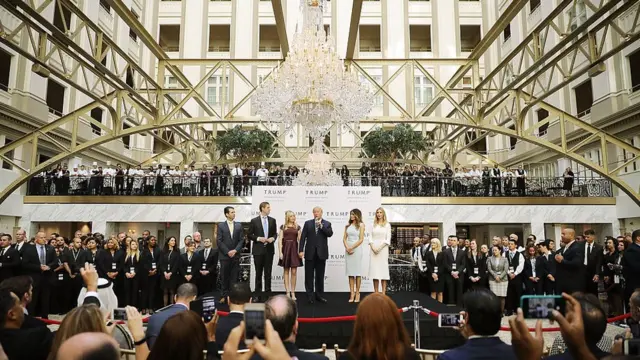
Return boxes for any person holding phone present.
[299,206,333,304]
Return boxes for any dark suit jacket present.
[196,247,218,273]
[0,326,54,360]
[425,250,444,275]
[584,242,603,277]
[247,216,278,255]
[215,312,244,349]
[623,243,640,296]
[437,337,517,360]
[251,341,328,360]
[21,314,47,329]
[466,252,487,281]
[98,249,124,279]
[179,252,202,281]
[217,221,244,261]
[299,219,333,260]
[546,344,609,360]
[146,303,188,348]
[20,244,57,281]
[555,241,586,295]
[443,247,466,277]
[0,246,21,282]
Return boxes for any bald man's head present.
[265,295,298,342]
[57,333,119,360]
[561,228,576,244]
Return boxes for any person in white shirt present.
[256,165,269,185]
[186,165,198,195]
[231,164,243,196]
[170,166,182,196]
[69,165,81,194]
[505,238,524,315]
[103,162,115,195]
[514,165,527,196]
[502,168,514,196]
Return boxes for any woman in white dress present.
[343,208,365,303]
[369,207,391,295]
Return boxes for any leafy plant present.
[216,126,275,164]
[362,124,426,163]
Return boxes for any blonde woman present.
[46,305,109,360]
[123,237,141,307]
[344,208,365,303]
[425,238,444,302]
[278,210,302,299]
[369,207,391,295]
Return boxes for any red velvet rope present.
[37,309,631,332]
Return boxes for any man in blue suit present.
[299,206,333,304]
[145,283,198,348]
[217,206,245,301]
[438,288,517,360]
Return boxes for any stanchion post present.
[413,300,420,349]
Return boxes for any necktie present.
[205,249,209,260]
[0,248,4,257]
[228,221,234,234]
[262,217,268,238]
[38,246,45,265]
[453,249,457,259]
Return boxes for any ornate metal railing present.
[26,174,613,198]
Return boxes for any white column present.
[442,220,457,240]
[92,221,107,236]
[530,222,545,242]
[180,220,197,249]
[432,0,458,117]
[553,224,563,242]
[382,0,408,116]
[333,0,353,60]
[230,0,258,118]
[181,0,208,117]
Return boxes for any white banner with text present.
[250,186,382,292]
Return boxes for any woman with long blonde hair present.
[278,210,302,299]
[425,238,444,302]
[344,208,365,303]
[124,237,141,307]
[47,305,109,360]
[369,207,391,295]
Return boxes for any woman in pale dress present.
[369,207,391,295]
[343,208,365,303]
[487,244,509,312]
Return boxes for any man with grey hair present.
[252,295,328,360]
[193,231,204,252]
[21,231,56,318]
[12,229,27,260]
[299,207,333,304]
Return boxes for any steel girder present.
[0,0,640,206]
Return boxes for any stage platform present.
[214,291,465,349]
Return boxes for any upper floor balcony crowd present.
[27,162,613,198]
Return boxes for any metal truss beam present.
[270,0,290,57]
[345,0,363,60]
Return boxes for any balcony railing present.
[27,174,613,198]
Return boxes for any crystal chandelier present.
[253,0,374,185]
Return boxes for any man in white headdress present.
[78,277,115,313]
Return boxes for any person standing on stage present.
[443,235,465,307]
[343,209,365,303]
[554,228,586,295]
[217,206,244,303]
[369,207,391,295]
[278,211,302,300]
[583,229,603,296]
[299,206,333,304]
[248,201,278,295]
[197,238,218,296]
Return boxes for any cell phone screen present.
[113,308,127,321]
[245,309,266,341]
[201,296,216,323]
[521,296,566,319]
[438,313,461,328]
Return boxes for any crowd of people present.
[29,161,592,198]
[411,230,639,321]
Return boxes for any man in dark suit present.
[12,229,28,272]
[217,206,244,300]
[251,294,329,360]
[505,238,525,314]
[197,238,218,296]
[443,235,466,306]
[0,234,20,283]
[248,201,278,295]
[0,289,54,360]
[555,228,586,295]
[215,282,251,348]
[438,289,517,360]
[537,240,556,295]
[583,229,603,296]
[622,229,640,306]
[145,283,198,348]
[299,206,333,304]
[0,276,46,329]
[21,231,57,318]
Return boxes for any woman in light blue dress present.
[343,208,365,303]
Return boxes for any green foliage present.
[216,126,275,163]
[362,124,426,162]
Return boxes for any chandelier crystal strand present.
[254,0,374,186]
